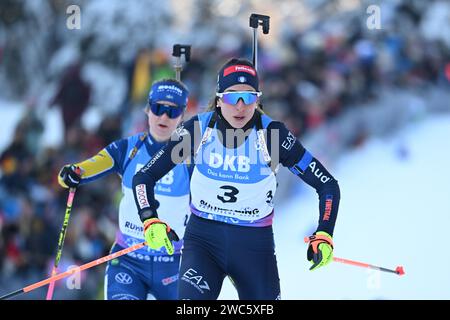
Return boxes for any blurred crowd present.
[1,0,450,299]
[121,3,450,138]
[0,107,123,298]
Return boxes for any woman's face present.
[146,100,183,142]
[217,84,259,129]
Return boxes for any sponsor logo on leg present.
[153,256,175,263]
[162,274,179,286]
[115,272,133,285]
[181,268,210,294]
[111,293,139,300]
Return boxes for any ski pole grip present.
[172,44,191,62]
[249,13,270,34]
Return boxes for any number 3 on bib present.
[217,185,239,203]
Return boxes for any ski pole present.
[172,44,191,81]
[46,183,79,300]
[332,256,405,276]
[249,13,270,113]
[304,236,405,276]
[0,242,146,300]
[249,13,270,71]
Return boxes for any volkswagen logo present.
[115,272,133,285]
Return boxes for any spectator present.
[51,63,91,138]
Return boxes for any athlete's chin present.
[229,116,251,128]
[152,126,172,141]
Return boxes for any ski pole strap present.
[194,112,217,158]
[123,132,148,172]
[305,234,334,248]
[143,218,171,233]
[255,111,271,166]
[195,112,274,171]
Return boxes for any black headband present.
[216,64,259,93]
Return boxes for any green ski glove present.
[143,218,174,255]
[306,231,334,271]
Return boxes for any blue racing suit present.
[132,111,340,299]
[75,132,190,299]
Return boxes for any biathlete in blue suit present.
[57,79,191,300]
[132,59,341,300]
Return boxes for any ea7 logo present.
[209,153,250,172]
[182,268,210,291]
[281,132,296,151]
[309,161,331,183]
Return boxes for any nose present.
[235,99,246,110]
[159,112,170,121]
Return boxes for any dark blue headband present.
[217,64,259,93]
[148,80,189,107]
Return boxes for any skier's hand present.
[306,231,333,271]
[58,165,82,188]
[143,218,178,255]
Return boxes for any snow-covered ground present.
[2,101,450,299]
[219,113,450,299]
